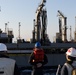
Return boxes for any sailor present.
[0,43,20,75]
[28,42,48,75]
[61,47,76,75]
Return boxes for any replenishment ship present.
[0,0,76,75]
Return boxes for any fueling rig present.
[31,0,50,45]
[55,10,67,43]
[56,10,76,43]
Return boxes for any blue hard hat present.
[35,42,41,48]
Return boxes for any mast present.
[18,22,21,39]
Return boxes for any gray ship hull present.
[9,53,66,68]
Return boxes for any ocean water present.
[20,69,56,75]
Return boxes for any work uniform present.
[0,54,20,75]
[61,47,76,75]
[29,48,48,75]
[61,61,76,75]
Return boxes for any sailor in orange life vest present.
[29,42,48,75]
[61,47,76,75]
[0,43,20,75]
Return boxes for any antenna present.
[5,22,9,33]
[0,6,1,11]
[5,23,7,33]
[75,16,76,32]
[70,26,72,41]
[18,22,21,39]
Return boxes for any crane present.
[57,10,67,42]
[32,0,50,45]
[33,0,46,41]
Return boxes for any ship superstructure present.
[0,28,14,43]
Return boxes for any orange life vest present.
[33,48,44,62]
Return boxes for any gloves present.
[32,60,35,62]
[36,63,42,68]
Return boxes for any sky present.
[0,0,76,42]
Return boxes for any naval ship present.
[0,0,76,75]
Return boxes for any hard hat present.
[35,42,41,48]
[0,43,7,52]
[66,47,76,57]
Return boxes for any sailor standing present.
[61,47,76,75]
[29,42,48,75]
[0,43,20,75]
